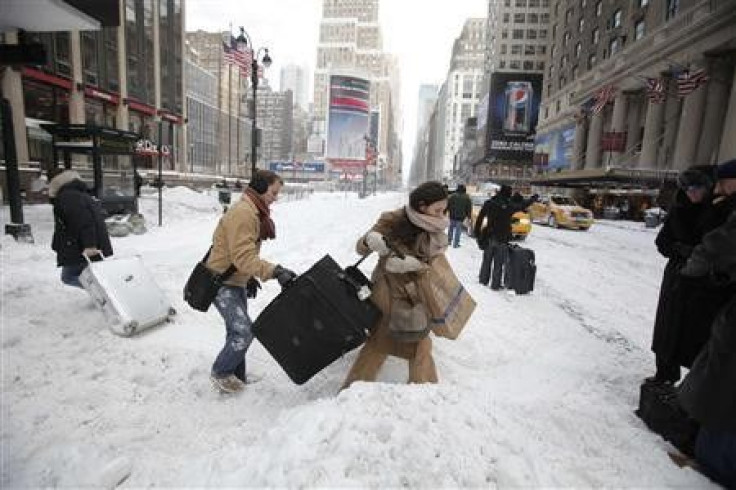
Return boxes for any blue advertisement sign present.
[268,161,326,173]
[534,124,576,170]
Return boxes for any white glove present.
[365,231,391,256]
[385,255,426,273]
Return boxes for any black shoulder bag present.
[183,247,237,312]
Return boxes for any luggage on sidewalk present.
[635,379,699,456]
[251,255,381,385]
[506,244,536,294]
[80,255,175,336]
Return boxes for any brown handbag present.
[386,274,431,342]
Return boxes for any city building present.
[185,54,218,174]
[486,0,551,74]
[534,0,736,188]
[312,0,402,185]
[434,18,487,180]
[185,29,251,176]
[408,84,438,185]
[280,63,309,111]
[251,81,293,165]
[3,0,186,171]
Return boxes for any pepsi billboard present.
[486,72,543,162]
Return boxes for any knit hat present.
[716,159,736,180]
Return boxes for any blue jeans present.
[212,285,254,382]
[61,263,86,288]
[695,427,736,488]
[479,240,509,289]
[447,219,464,248]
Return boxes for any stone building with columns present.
[534,0,736,187]
[1,0,186,172]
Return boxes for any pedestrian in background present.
[206,170,297,394]
[446,183,472,248]
[48,168,113,288]
[650,166,714,383]
[475,184,514,290]
[341,181,450,389]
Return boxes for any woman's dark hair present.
[390,181,448,250]
[408,181,448,211]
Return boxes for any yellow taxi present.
[528,195,594,230]
[468,193,532,241]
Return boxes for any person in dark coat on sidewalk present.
[650,166,714,383]
[446,184,472,248]
[475,184,514,290]
[678,203,736,488]
[48,169,113,288]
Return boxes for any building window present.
[551,45,556,58]
[563,32,571,46]
[527,29,537,39]
[552,24,557,39]
[525,45,535,55]
[529,0,540,6]
[588,53,597,68]
[565,9,573,25]
[499,60,507,68]
[512,29,524,39]
[666,0,679,20]
[541,13,550,23]
[639,0,649,6]
[510,60,521,69]
[503,13,510,23]
[539,29,548,39]
[537,61,545,71]
[596,1,603,16]
[592,27,600,44]
[538,45,547,54]
[542,0,550,6]
[504,0,511,6]
[612,9,622,28]
[523,60,534,70]
[609,37,620,55]
[561,55,568,68]
[53,32,71,77]
[528,13,539,23]
[511,44,522,54]
[635,20,645,40]
[578,18,585,33]
[514,13,525,23]
[573,42,581,57]
[572,66,579,80]
[580,0,587,6]
[500,44,507,54]
[462,77,473,98]
[515,0,527,6]
[502,29,509,39]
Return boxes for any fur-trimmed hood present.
[48,170,82,198]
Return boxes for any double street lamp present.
[234,27,272,178]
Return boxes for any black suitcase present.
[251,255,381,385]
[507,244,536,294]
[635,379,698,456]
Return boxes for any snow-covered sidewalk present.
[1,189,715,487]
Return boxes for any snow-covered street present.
[1,189,716,487]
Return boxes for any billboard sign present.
[486,72,543,161]
[534,124,575,170]
[326,74,371,162]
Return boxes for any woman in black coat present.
[650,167,713,382]
[49,169,113,288]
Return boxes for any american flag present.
[592,85,615,115]
[223,38,252,77]
[676,68,709,97]
[645,77,665,104]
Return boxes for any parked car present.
[528,195,594,230]
[468,193,532,240]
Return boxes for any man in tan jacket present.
[206,170,296,393]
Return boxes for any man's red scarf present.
[244,187,276,240]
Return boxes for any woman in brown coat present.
[342,181,449,389]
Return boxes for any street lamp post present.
[235,27,272,179]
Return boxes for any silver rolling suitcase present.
[80,255,176,336]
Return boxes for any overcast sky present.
[186,0,487,175]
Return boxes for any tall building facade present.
[185,56,218,174]
[312,0,402,185]
[4,0,186,170]
[486,0,551,74]
[408,84,438,185]
[186,30,251,176]
[280,63,309,111]
[437,18,486,179]
[536,0,736,175]
[251,81,293,165]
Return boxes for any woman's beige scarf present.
[405,205,449,258]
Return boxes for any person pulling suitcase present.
[205,170,297,394]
